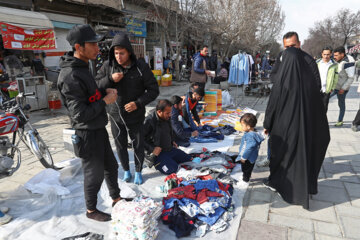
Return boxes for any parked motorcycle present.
[0,92,54,179]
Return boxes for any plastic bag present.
[222,90,233,108]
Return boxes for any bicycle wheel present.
[27,130,54,168]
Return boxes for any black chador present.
[264,47,330,209]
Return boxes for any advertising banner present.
[0,22,56,50]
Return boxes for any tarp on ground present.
[0,143,247,240]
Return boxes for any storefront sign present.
[125,18,146,38]
[0,22,56,50]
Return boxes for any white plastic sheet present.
[0,150,248,240]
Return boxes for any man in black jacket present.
[57,24,123,222]
[144,99,192,174]
[96,32,159,185]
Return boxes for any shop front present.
[0,6,56,110]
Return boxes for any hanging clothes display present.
[228,53,250,85]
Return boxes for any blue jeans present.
[155,148,192,175]
[330,89,349,122]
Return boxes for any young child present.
[235,113,265,182]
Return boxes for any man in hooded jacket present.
[263,47,330,209]
[96,32,159,185]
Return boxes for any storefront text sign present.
[0,22,56,50]
[125,18,147,38]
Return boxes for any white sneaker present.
[257,159,270,167]
[0,213,12,225]
[0,207,9,213]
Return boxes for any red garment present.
[165,185,197,200]
[198,175,213,180]
[224,161,236,169]
[217,181,230,196]
[187,97,197,111]
[196,189,224,204]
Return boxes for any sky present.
[278,0,360,43]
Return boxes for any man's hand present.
[205,70,211,75]
[112,72,124,83]
[191,130,199,137]
[173,141,178,148]
[124,102,138,112]
[264,129,269,135]
[103,92,117,105]
[338,89,345,94]
[152,147,162,156]
[240,159,246,164]
[106,88,117,95]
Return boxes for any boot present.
[134,172,143,185]
[123,170,132,182]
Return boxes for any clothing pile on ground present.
[160,151,238,238]
[110,196,162,240]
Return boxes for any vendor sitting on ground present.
[235,113,265,182]
[170,95,199,147]
[144,99,192,174]
[183,86,204,130]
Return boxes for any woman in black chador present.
[264,47,330,209]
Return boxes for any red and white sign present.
[0,22,56,50]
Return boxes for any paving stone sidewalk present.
[237,82,360,240]
[0,81,359,239]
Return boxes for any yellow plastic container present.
[161,74,172,86]
[210,89,222,111]
[152,70,162,76]
[204,91,217,112]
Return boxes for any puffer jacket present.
[96,32,159,124]
[335,55,355,91]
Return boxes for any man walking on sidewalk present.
[58,24,123,222]
[331,46,355,127]
[317,47,338,113]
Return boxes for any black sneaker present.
[144,153,157,168]
[263,179,276,192]
[86,209,111,222]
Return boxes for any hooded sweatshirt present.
[57,52,108,130]
[96,32,159,124]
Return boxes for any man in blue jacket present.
[190,45,211,89]
[170,95,198,147]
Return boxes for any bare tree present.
[303,8,360,56]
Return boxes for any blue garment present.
[197,207,225,225]
[164,59,171,69]
[193,52,208,74]
[164,197,199,210]
[197,125,225,140]
[189,137,218,143]
[236,131,264,164]
[194,179,218,192]
[330,89,349,122]
[228,53,249,85]
[155,148,192,175]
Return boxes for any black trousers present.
[241,160,255,182]
[321,92,331,113]
[110,119,144,172]
[75,128,120,211]
[353,108,360,126]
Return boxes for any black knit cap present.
[66,24,102,46]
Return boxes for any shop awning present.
[0,7,53,29]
